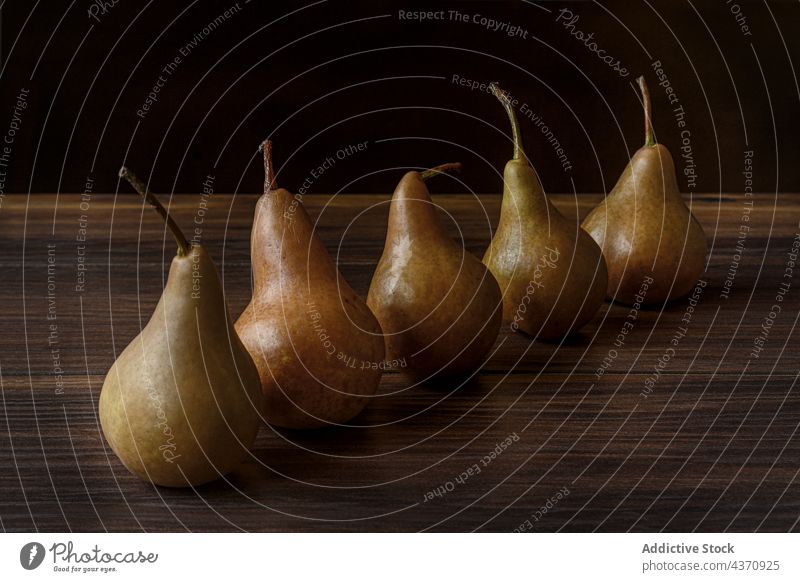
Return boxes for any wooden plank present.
[0,193,798,532]
[2,193,797,267]
[0,374,797,532]
[0,260,797,377]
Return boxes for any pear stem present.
[119,166,190,256]
[490,82,525,162]
[637,76,656,147]
[419,162,462,182]
[261,139,276,191]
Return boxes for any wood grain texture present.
[0,192,798,532]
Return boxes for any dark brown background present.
[0,0,798,196]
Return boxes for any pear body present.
[367,171,502,381]
[235,190,385,429]
[99,246,263,488]
[484,160,608,340]
[581,144,707,305]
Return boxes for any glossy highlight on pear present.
[581,76,708,305]
[99,167,263,488]
[235,141,385,429]
[483,83,608,340]
[367,163,502,381]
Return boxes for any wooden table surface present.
[1,192,798,532]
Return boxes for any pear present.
[235,141,385,429]
[367,164,502,381]
[582,76,707,305]
[99,168,263,488]
[483,83,608,340]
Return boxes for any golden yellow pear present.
[100,168,263,488]
[582,76,707,305]
[484,83,608,339]
[367,164,502,381]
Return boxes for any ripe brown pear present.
[581,76,707,305]
[235,142,385,429]
[99,168,263,488]
[483,83,608,340]
[367,164,502,381]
